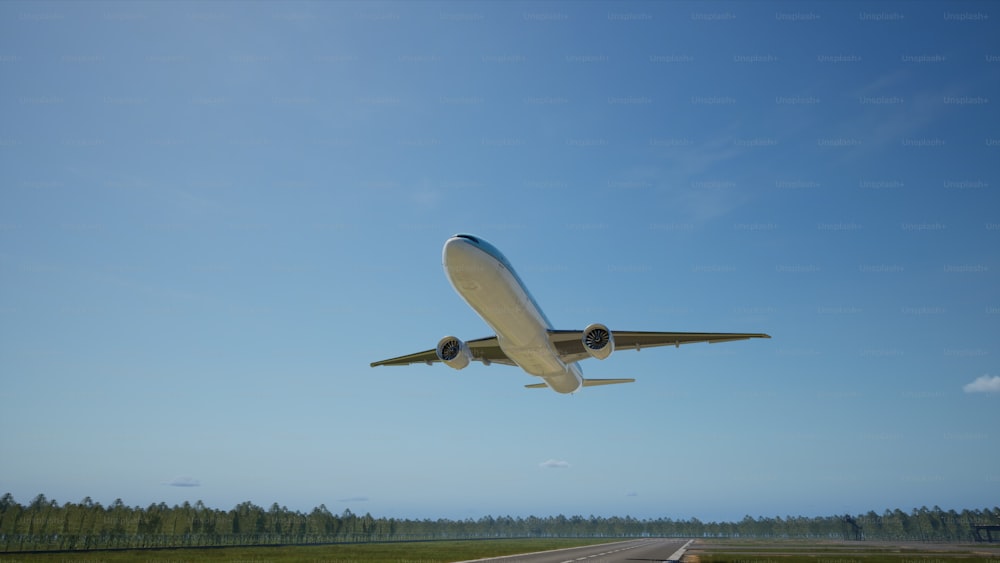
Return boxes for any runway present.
[455,538,690,563]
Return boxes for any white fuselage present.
[442,236,584,394]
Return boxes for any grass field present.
[685,538,1000,563]
[0,538,615,562]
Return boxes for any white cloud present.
[963,375,1000,393]
[539,459,570,469]
[165,476,201,487]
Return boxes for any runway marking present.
[562,544,649,563]
[458,540,639,563]
[457,539,669,563]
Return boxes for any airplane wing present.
[370,336,516,367]
[548,330,771,363]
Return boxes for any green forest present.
[1,494,997,553]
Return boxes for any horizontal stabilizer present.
[525,378,635,390]
[583,378,635,387]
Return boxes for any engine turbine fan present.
[582,323,614,360]
[436,336,472,370]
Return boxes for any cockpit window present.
[454,234,480,244]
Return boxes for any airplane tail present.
[524,378,634,389]
[582,378,635,387]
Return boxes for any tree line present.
[1,494,997,553]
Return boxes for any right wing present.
[370,336,516,367]
[548,330,771,363]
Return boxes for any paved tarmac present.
[455,538,689,563]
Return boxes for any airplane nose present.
[443,236,473,265]
[443,237,486,282]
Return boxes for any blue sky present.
[1,1,997,522]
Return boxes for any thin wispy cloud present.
[164,476,201,487]
[643,131,775,224]
[539,459,570,469]
[963,375,1000,394]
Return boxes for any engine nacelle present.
[582,323,614,360]
[436,336,472,370]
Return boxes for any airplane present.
[370,234,770,394]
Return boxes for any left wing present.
[370,336,516,367]
[548,330,771,363]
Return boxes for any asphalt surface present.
[455,538,689,563]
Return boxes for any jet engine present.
[582,323,614,360]
[436,336,472,370]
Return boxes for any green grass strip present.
[0,537,617,562]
